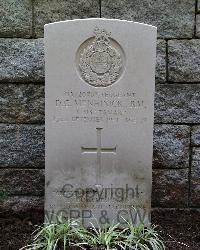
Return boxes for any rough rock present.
[155,84,200,123]
[0,39,44,82]
[190,148,200,206]
[156,40,166,83]
[0,0,32,38]
[191,126,200,146]
[196,15,200,38]
[101,0,195,38]
[152,169,188,207]
[168,40,200,82]
[0,124,44,168]
[0,169,44,195]
[0,196,44,214]
[153,125,190,169]
[0,84,44,123]
[34,0,100,37]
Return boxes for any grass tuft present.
[20,215,165,250]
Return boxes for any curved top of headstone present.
[44,18,157,89]
[44,18,157,30]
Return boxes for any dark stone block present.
[0,39,44,82]
[152,169,188,207]
[155,84,200,123]
[168,40,200,82]
[0,124,44,168]
[190,148,200,207]
[0,169,44,195]
[101,0,195,38]
[153,125,190,169]
[0,84,44,123]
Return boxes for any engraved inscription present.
[78,28,123,87]
[54,90,148,124]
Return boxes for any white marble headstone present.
[45,18,157,226]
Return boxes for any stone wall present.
[0,0,200,216]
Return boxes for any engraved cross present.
[81,128,117,185]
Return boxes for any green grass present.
[20,215,86,250]
[84,222,125,249]
[20,216,165,250]
[118,221,165,250]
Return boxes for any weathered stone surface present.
[191,126,200,146]
[34,0,100,37]
[0,39,44,82]
[0,0,32,38]
[198,0,200,13]
[152,169,189,207]
[156,40,166,83]
[155,84,200,123]
[0,196,44,214]
[0,84,44,123]
[153,125,190,169]
[0,125,44,168]
[190,148,200,207]
[0,169,44,195]
[196,15,200,38]
[101,0,195,38]
[168,40,200,82]
[45,19,156,226]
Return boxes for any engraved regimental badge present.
[79,28,123,87]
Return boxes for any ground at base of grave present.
[0,209,199,250]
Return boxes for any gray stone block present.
[153,125,190,169]
[0,196,44,214]
[34,0,100,37]
[0,39,44,82]
[191,126,200,146]
[0,84,44,123]
[152,169,188,207]
[0,0,32,38]
[168,40,200,82]
[0,124,44,168]
[101,0,195,38]
[0,169,44,195]
[156,40,166,83]
[196,15,200,38]
[155,84,200,123]
[191,148,200,207]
